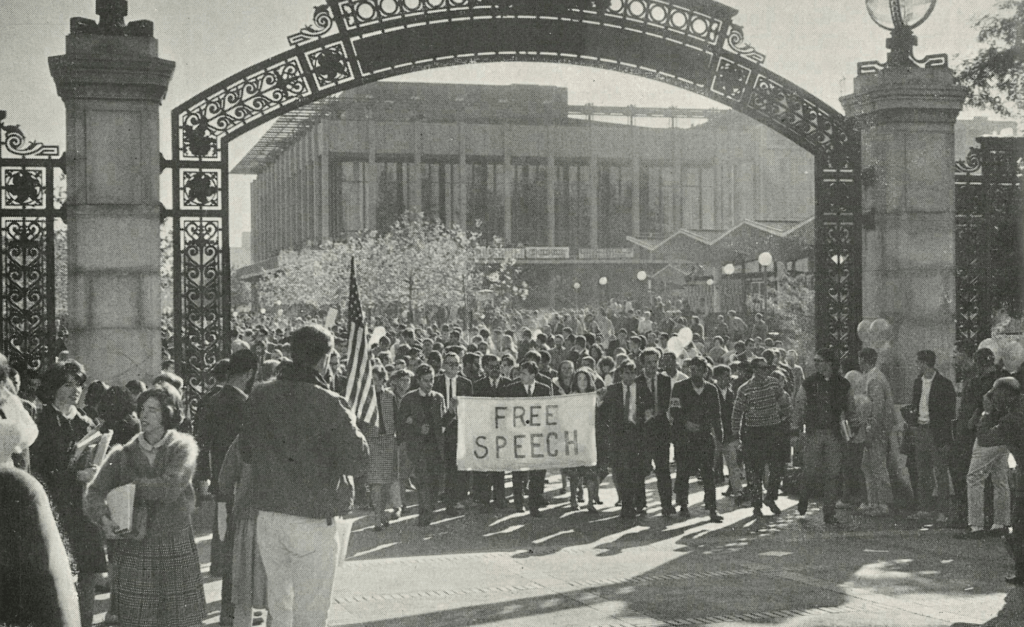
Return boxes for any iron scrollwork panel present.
[0,111,62,373]
[0,217,56,371]
[815,148,862,360]
[176,216,227,416]
[954,137,1024,351]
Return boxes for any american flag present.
[344,257,378,426]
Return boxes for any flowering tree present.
[257,218,522,320]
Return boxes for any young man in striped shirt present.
[732,357,792,518]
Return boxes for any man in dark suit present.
[907,349,957,522]
[599,359,652,519]
[195,349,257,623]
[637,347,676,516]
[433,350,474,516]
[472,355,512,509]
[501,361,552,517]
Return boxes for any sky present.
[0,0,1008,246]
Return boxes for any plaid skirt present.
[367,433,399,484]
[112,527,206,627]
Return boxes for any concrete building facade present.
[235,82,816,268]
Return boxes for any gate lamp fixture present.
[865,0,938,67]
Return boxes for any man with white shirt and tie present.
[500,362,552,517]
[433,351,474,516]
[639,348,676,516]
[598,360,653,519]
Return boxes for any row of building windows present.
[327,158,737,248]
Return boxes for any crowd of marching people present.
[5,299,1024,627]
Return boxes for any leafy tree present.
[257,218,522,322]
[957,0,1024,117]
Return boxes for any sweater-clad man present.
[796,349,852,525]
[732,357,792,518]
[240,325,369,627]
[670,358,724,523]
[907,350,956,522]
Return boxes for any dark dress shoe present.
[797,499,808,515]
[766,500,782,516]
[678,508,691,520]
[662,505,676,517]
[417,516,432,527]
[709,511,724,523]
[514,504,525,513]
[752,508,764,519]
[620,508,637,519]
[529,509,543,518]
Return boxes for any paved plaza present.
[90,476,1022,627]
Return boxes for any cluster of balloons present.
[665,327,694,358]
[979,335,1024,372]
[857,318,893,350]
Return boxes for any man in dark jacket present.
[398,364,448,527]
[599,359,652,519]
[501,362,552,517]
[196,349,257,622]
[982,378,1024,584]
[471,355,512,509]
[670,357,724,522]
[240,325,369,627]
[796,349,852,525]
[907,349,957,522]
[638,348,676,516]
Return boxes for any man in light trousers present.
[241,325,370,627]
[859,348,895,517]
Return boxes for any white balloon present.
[677,327,694,347]
[666,337,685,358]
[1004,340,1024,372]
[979,337,1002,363]
[368,326,387,346]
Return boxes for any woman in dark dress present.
[30,360,107,627]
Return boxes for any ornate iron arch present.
[166,0,861,405]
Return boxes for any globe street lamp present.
[758,252,774,312]
[573,281,581,308]
[599,276,608,304]
[636,270,652,309]
[722,263,735,276]
[865,0,938,67]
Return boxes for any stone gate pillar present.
[841,67,967,401]
[49,6,174,385]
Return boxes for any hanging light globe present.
[865,0,937,31]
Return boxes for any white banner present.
[456,393,597,472]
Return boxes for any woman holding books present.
[85,386,206,627]
[30,360,106,626]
